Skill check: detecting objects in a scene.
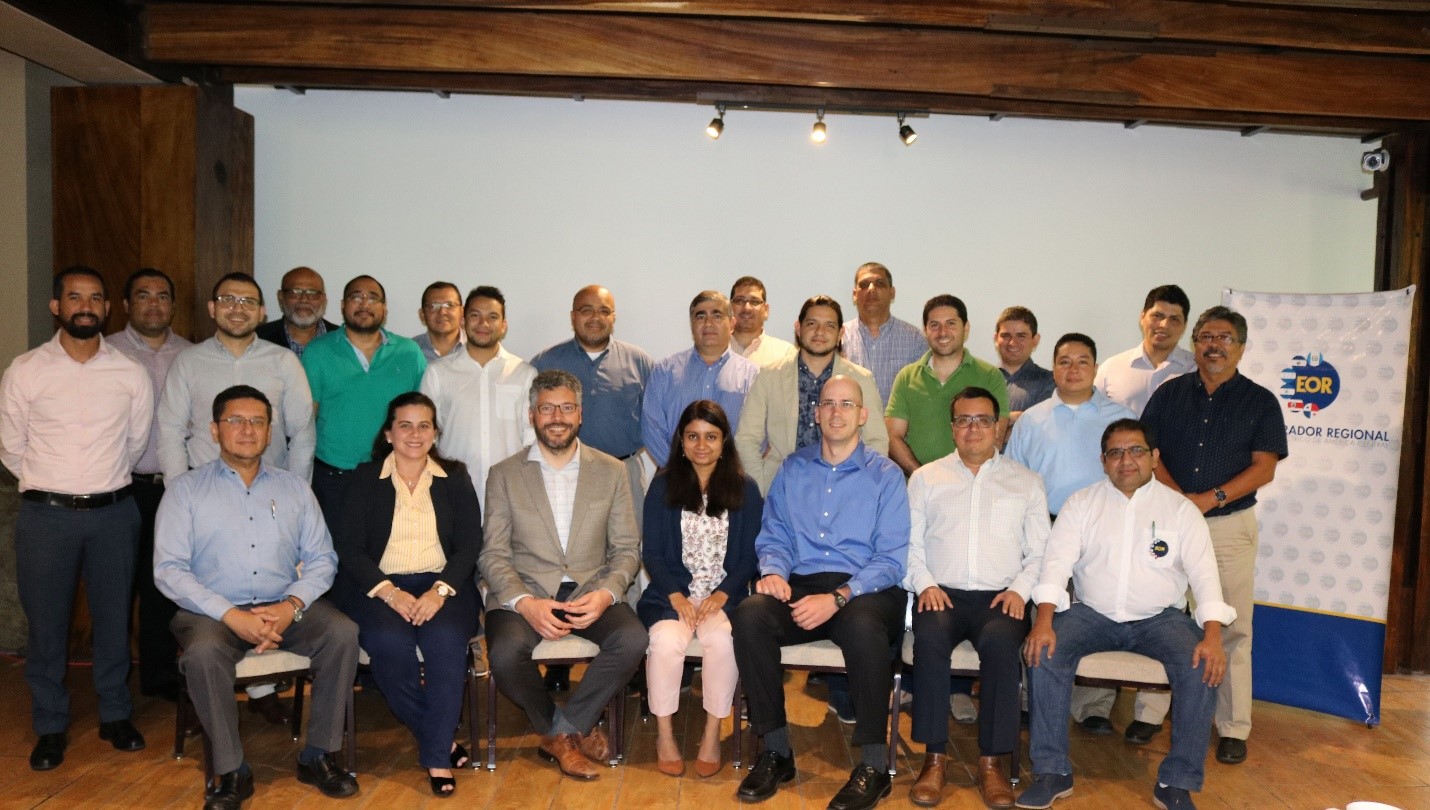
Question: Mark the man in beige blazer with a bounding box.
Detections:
[735,295,889,494]
[479,369,646,781]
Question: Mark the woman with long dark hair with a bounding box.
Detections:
[637,399,762,777]
[334,392,482,797]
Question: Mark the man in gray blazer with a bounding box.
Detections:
[478,369,647,781]
[735,295,888,495]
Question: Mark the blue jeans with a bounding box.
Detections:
[1027,605,1218,791]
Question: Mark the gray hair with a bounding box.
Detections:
[1192,305,1248,344]
[528,368,583,409]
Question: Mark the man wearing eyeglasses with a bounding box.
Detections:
[840,262,925,404]
[732,375,909,810]
[303,275,426,530]
[1017,419,1233,810]
[729,276,794,368]
[156,385,360,808]
[256,266,337,358]
[479,370,646,781]
[1138,305,1286,768]
[905,388,1049,809]
[411,281,466,362]
[420,285,535,509]
[642,290,759,467]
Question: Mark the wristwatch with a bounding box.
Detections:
[433,582,456,599]
[832,591,848,610]
[1213,488,1227,505]
[285,595,305,623]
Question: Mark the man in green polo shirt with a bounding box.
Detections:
[886,294,1010,475]
[301,274,426,528]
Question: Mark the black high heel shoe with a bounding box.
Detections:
[449,743,471,769]
[429,773,457,798]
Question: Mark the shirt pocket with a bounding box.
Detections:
[495,384,524,422]
[991,496,1026,540]
[1148,531,1178,569]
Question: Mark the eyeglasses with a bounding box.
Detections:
[423,301,459,313]
[218,415,269,428]
[731,296,765,307]
[214,295,261,310]
[344,292,384,304]
[535,403,580,415]
[818,399,860,411]
[575,305,614,318]
[281,287,324,299]
[1103,446,1151,460]
[952,415,996,429]
[1194,332,1240,346]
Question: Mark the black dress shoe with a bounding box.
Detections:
[204,767,255,810]
[1079,716,1114,735]
[29,733,66,771]
[828,763,893,810]
[297,752,359,798]
[98,719,146,751]
[736,749,796,803]
[141,683,182,702]
[1216,737,1248,765]
[1124,720,1163,745]
[544,665,571,692]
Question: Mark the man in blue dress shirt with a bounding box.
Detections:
[155,385,360,810]
[732,375,909,810]
[641,290,759,466]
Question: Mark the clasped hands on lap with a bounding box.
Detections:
[755,574,841,630]
[222,603,297,653]
[517,589,615,638]
[374,583,447,626]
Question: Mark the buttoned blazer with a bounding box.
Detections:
[478,442,641,609]
[333,457,483,607]
[733,353,888,494]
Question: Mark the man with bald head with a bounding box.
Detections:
[532,285,653,521]
[732,375,909,809]
[257,266,338,358]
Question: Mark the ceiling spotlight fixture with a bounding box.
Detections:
[898,113,917,146]
[811,108,827,143]
[706,105,725,140]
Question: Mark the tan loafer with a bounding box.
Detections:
[538,733,600,780]
[909,752,947,807]
[978,755,1015,809]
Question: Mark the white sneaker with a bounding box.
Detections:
[951,693,978,724]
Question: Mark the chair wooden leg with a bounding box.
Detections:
[289,674,306,742]
[485,674,499,771]
[886,671,902,776]
[465,651,480,768]
[173,675,189,759]
[732,679,744,770]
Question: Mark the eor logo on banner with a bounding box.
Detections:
[1279,353,1340,419]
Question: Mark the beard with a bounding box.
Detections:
[796,337,837,358]
[61,313,104,340]
[345,317,383,335]
[282,301,327,328]
[537,421,578,452]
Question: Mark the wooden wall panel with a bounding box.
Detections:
[139,88,198,340]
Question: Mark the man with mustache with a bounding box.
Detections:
[1139,305,1286,767]
[256,266,338,358]
[302,275,426,529]
[411,281,466,362]
[157,272,318,724]
[2,266,154,770]
[478,370,646,781]
[729,276,794,368]
[421,285,535,508]
[110,268,192,703]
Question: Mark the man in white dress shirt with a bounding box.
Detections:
[729,276,794,367]
[904,387,1049,809]
[421,285,536,506]
[1015,418,1233,810]
[1091,285,1194,416]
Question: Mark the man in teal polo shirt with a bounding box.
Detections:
[302,275,426,528]
[886,294,1009,476]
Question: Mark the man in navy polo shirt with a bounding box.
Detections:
[1140,305,1286,766]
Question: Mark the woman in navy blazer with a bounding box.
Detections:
[335,392,482,798]
[637,399,762,778]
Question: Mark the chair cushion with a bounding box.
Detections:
[234,649,311,679]
[900,635,981,670]
[1075,651,1169,686]
[779,639,845,667]
[684,637,704,658]
[533,636,603,661]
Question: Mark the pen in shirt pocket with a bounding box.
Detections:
[270,499,277,519]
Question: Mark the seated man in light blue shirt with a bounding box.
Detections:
[155,385,360,810]
[731,375,909,810]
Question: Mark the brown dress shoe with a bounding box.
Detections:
[246,693,289,726]
[538,734,600,780]
[578,726,610,764]
[909,752,947,807]
[977,756,1015,809]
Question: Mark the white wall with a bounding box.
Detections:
[236,88,1376,364]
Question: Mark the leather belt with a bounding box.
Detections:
[22,486,134,510]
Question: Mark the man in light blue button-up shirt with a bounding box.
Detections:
[154,385,359,805]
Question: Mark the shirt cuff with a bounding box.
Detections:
[506,593,532,611]
[601,588,622,605]
[907,572,937,597]
[366,579,394,599]
[1193,601,1237,629]
[1030,583,1071,612]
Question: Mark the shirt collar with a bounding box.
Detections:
[689,346,733,368]
[378,452,448,480]
[122,322,175,352]
[528,440,583,471]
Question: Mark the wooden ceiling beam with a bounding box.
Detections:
[214,66,1427,137]
[144,4,1430,122]
[218,0,1430,56]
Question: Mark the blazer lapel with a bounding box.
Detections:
[566,444,596,549]
[519,458,563,557]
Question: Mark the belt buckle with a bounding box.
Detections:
[71,493,95,509]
